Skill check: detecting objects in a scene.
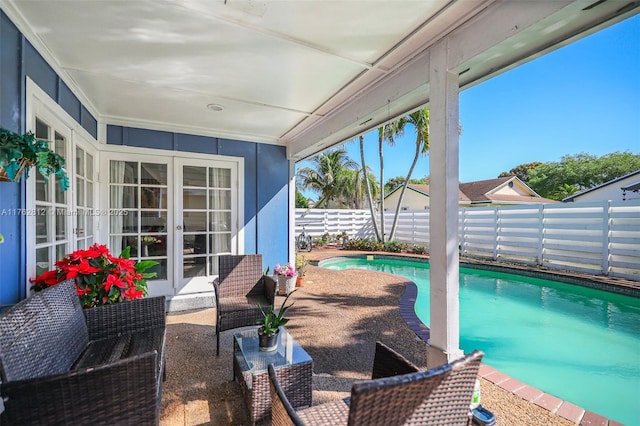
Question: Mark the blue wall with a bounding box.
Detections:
[0,11,290,305]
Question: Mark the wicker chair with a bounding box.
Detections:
[269,342,484,426]
[214,254,276,355]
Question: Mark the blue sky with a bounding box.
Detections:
[297,14,639,196]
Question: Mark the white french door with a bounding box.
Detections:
[102,155,173,297]
[174,157,240,295]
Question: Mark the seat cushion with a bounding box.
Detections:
[218,296,269,313]
[73,326,165,375]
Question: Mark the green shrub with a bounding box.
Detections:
[410,244,427,254]
[384,240,408,253]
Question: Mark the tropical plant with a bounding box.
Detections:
[297,148,358,208]
[295,187,310,208]
[0,127,70,190]
[30,243,158,308]
[296,253,309,277]
[384,240,408,253]
[388,108,430,241]
[257,291,295,336]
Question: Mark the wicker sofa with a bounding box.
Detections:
[0,280,166,425]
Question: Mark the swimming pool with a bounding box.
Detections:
[321,256,640,426]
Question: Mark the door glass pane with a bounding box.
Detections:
[54,133,66,204]
[110,160,138,184]
[36,208,49,244]
[87,153,94,177]
[141,163,167,185]
[209,190,231,209]
[183,166,206,187]
[184,212,207,232]
[149,260,167,280]
[110,210,138,233]
[210,234,231,254]
[76,147,84,176]
[210,212,231,232]
[55,208,66,241]
[183,257,206,278]
[142,187,167,209]
[210,168,231,188]
[141,211,166,233]
[76,178,85,206]
[110,186,137,208]
[87,182,94,208]
[183,189,206,209]
[36,247,49,275]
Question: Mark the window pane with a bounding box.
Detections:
[76,147,84,176]
[55,243,67,261]
[148,259,167,280]
[141,163,167,185]
[35,174,48,202]
[141,187,167,209]
[36,208,49,244]
[87,153,94,178]
[210,168,231,188]
[210,234,231,254]
[209,190,231,210]
[36,247,50,275]
[141,211,166,232]
[183,166,206,187]
[210,212,231,232]
[76,213,86,237]
[209,256,219,276]
[183,189,206,209]
[110,160,137,184]
[55,178,66,204]
[110,186,137,208]
[110,235,138,257]
[142,235,166,257]
[110,210,138,233]
[55,208,67,241]
[35,118,49,140]
[76,178,85,206]
[183,257,206,278]
[183,212,207,232]
[86,182,94,208]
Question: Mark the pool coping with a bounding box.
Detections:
[318,252,629,426]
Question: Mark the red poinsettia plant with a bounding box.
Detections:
[30,243,157,308]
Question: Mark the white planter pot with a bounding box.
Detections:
[277,276,297,295]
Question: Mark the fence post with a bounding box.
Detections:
[493,207,498,260]
[537,204,544,266]
[459,208,465,256]
[602,200,611,275]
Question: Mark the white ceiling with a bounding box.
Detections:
[3,0,638,159]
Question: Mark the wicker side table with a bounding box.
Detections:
[233,327,312,425]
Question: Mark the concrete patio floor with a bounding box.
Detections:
[160,248,619,425]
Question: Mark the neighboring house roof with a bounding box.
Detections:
[385,176,557,205]
[562,170,640,202]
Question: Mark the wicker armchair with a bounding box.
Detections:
[214,254,276,355]
[269,342,484,426]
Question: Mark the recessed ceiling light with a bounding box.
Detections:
[207,104,224,112]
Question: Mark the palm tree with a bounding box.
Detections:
[359,135,381,240]
[388,107,430,241]
[378,119,406,242]
[297,148,358,208]
[339,166,379,209]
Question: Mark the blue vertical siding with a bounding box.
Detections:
[0,11,26,305]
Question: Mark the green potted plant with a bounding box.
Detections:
[0,127,70,191]
[256,291,295,351]
[295,253,309,287]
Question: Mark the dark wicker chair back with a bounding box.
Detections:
[0,280,88,382]
[269,341,484,426]
[218,254,266,299]
[214,254,276,355]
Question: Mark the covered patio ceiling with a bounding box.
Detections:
[3,0,638,159]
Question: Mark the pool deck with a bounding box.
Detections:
[311,247,633,426]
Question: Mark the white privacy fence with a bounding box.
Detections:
[295,200,640,280]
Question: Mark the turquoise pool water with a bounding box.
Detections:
[321,257,640,426]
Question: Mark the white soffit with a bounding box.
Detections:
[3,0,638,151]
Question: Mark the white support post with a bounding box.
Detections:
[288,160,296,266]
[427,38,464,367]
